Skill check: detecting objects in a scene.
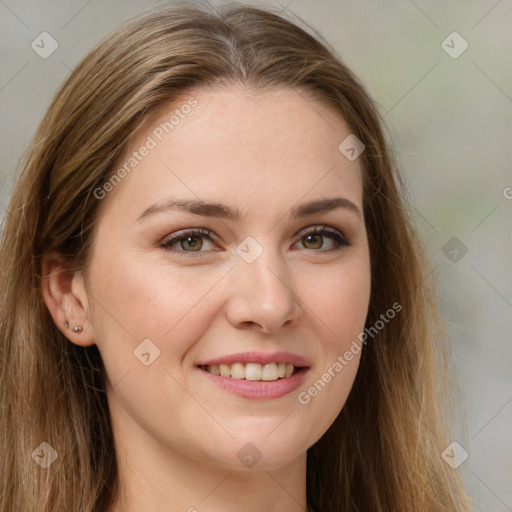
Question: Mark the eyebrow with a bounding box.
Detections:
[136,196,361,223]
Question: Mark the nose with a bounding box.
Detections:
[225,245,302,333]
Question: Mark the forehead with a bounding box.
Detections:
[98,85,364,221]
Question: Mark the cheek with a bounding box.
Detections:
[293,259,370,431]
[298,259,371,349]
[87,254,225,433]
[89,250,225,363]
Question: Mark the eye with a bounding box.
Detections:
[160,225,350,257]
[160,228,217,255]
[294,225,350,252]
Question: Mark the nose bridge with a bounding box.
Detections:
[227,235,301,331]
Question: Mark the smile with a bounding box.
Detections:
[199,362,298,381]
[195,352,310,400]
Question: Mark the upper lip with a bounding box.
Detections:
[196,351,310,368]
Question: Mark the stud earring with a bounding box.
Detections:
[72,325,83,333]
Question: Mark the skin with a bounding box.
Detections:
[42,85,371,512]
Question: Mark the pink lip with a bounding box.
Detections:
[198,366,309,400]
[196,351,310,367]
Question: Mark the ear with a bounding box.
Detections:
[40,251,96,347]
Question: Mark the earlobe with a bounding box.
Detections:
[40,252,95,347]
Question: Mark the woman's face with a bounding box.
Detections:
[82,85,371,471]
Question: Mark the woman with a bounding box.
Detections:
[0,2,472,511]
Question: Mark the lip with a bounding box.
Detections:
[196,351,310,368]
[198,366,309,400]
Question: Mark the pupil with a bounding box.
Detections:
[182,236,202,251]
[305,234,322,249]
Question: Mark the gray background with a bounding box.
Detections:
[1,1,510,510]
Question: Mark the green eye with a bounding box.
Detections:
[160,225,350,257]
[297,227,350,251]
[161,228,215,254]
[302,234,323,250]
[175,235,204,251]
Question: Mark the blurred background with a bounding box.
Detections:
[0,0,510,510]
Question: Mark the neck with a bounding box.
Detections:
[108,420,308,512]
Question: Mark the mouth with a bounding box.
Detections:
[197,362,302,381]
[195,351,310,400]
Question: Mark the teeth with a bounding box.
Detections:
[230,363,245,379]
[245,363,262,381]
[205,362,296,381]
[261,363,277,381]
[209,364,221,376]
[219,364,230,377]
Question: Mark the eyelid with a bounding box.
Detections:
[160,227,218,254]
[159,224,350,256]
[296,224,345,240]
[295,225,350,250]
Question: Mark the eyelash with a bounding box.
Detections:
[159,225,350,257]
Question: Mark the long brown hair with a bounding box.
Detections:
[0,2,472,510]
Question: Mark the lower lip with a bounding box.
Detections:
[198,367,309,400]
